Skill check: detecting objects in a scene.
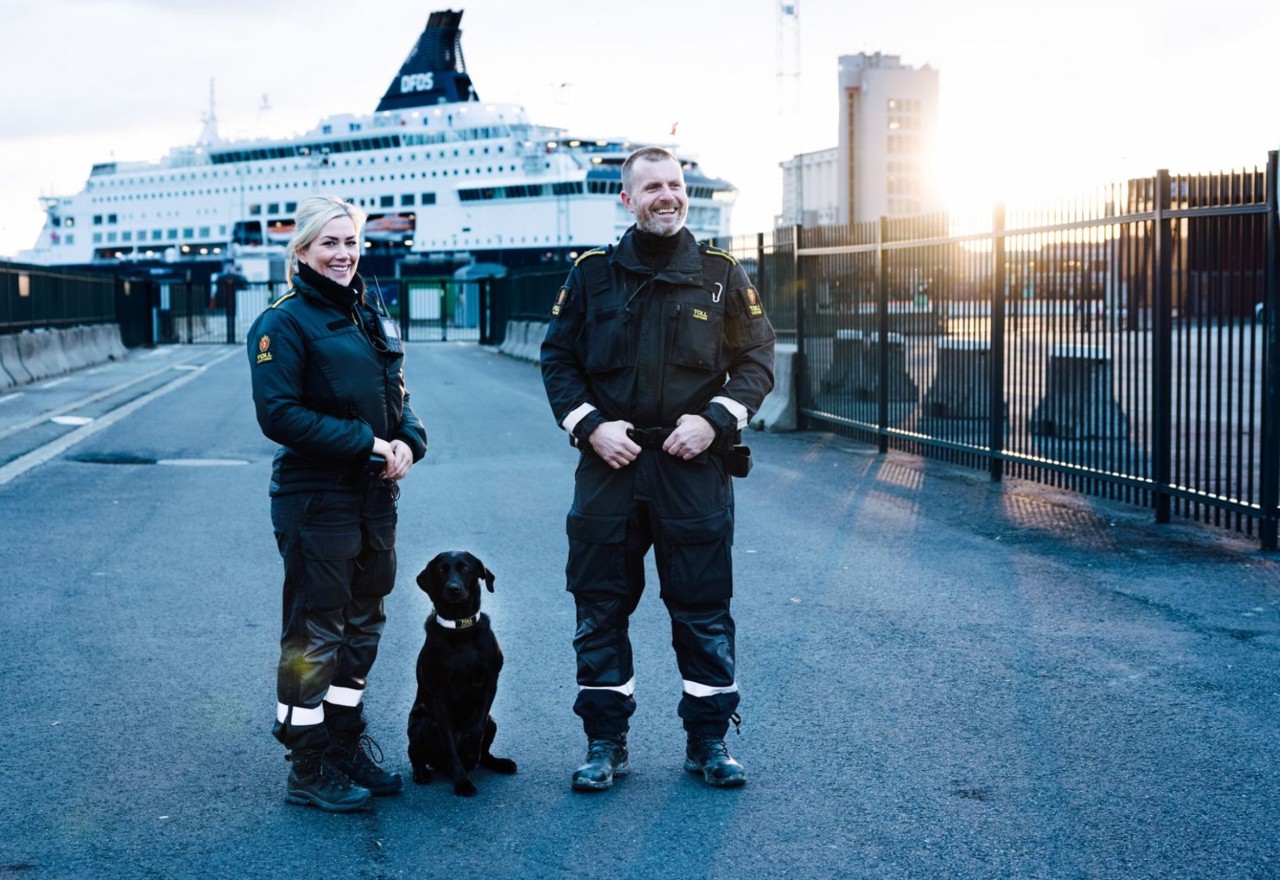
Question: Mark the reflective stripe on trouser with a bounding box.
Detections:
[667,596,739,738]
[270,484,397,751]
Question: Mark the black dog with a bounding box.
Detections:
[407,551,517,796]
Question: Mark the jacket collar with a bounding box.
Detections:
[294,262,366,312]
[611,226,703,285]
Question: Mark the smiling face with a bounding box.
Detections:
[298,215,360,285]
[620,156,689,237]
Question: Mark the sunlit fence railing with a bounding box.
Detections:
[718,154,1279,550]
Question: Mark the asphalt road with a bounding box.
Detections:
[0,343,1276,880]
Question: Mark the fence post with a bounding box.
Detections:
[876,217,890,454]
[1152,169,1173,524]
[990,202,1007,482]
[792,224,807,430]
[1261,150,1279,551]
[400,278,412,344]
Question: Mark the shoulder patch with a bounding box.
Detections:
[551,287,568,317]
[573,247,608,267]
[700,243,738,265]
[255,333,274,364]
[268,290,298,309]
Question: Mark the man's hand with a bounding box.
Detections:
[588,420,641,469]
[662,414,716,460]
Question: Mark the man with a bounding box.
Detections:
[541,146,776,791]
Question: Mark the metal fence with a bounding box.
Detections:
[0,262,117,333]
[717,155,1279,549]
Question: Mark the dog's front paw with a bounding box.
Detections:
[453,778,477,797]
[412,766,433,785]
[483,755,518,775]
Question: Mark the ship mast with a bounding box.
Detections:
[197,78,220,148]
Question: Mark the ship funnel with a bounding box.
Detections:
[376,9,479,112]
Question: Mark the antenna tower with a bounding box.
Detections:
[776,0,801,160]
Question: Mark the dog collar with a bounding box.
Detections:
[433,612,482,630]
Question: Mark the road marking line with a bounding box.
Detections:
[0,393,24,405]
[0,348,239,486]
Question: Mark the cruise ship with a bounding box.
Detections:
[22,9,737,271]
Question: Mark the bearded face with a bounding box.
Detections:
[621,157,689,237]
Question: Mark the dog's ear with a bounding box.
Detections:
[483,565,496,593]
[416,559,437,594]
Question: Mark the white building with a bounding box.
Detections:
[780,52,940,227]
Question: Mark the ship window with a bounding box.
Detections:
[64,234,74,245]
[401,194,415,206]
[285,202,296,213]
[421,193,436,205]
[249,204,262,216]
[183,228,194,239]
[380,195,394,208]
[199,227,210,237]
[64,217,74,228]
[93,215,103,225]
[93,232,102,243]
[122,232,132,242]
[168,230,179,240]
[152,230,163,241]
[267,203,279,214]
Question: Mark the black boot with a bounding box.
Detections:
[285,749,372,812]
[327,732,403,796]
[571,736,630,791]
[684,736,747,787]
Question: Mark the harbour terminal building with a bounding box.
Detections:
[780,52,940,227]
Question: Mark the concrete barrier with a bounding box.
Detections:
[750,343,797,433]
[99,324,129,360]
[18,329,71,381]
[0,333,29,386]
[921,337,1002,419]
[522,321,548,363]
[822,330,918,402]
[499,321,527,358]
[59,327,94,372]
[1030,344,1131,439]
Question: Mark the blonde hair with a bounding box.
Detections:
[286,196,368,285]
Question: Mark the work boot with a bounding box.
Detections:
[571,736,630,791]
[285,749,372,812]
[327,732,403,796]
[684,736,747,787]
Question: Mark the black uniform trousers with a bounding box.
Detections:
[567,447,739,739]
[270,480,398,751]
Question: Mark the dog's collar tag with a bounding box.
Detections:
[434,612,481,629]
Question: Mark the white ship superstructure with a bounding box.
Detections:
[23,9,736,269]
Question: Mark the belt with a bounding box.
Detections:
[626,427,674,449]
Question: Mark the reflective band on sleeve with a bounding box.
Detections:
[324,685,364,708]
[562,402,597,434]
[578,676,636,696]
[683,680,739,698]
[711,396,749,429]
[276,702,324,726]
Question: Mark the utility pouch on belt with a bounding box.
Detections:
[726,445,753,478]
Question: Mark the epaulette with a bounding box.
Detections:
[700,242,738,265]
[268,290,298,309]
[573,246,610,267]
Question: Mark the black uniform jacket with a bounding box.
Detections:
[248,266,428,495]
[540,227,776,447]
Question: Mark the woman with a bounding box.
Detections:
[247,195,428,812]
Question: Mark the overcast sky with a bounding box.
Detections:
[2,0,1277,258]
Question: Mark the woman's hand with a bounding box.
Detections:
[384,439,414,480]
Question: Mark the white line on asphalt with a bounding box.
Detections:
[0,348,240,486]
[0,393,24,405]
[50,416,94,426]
[40,378,71,389]
[0,355,221,442]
